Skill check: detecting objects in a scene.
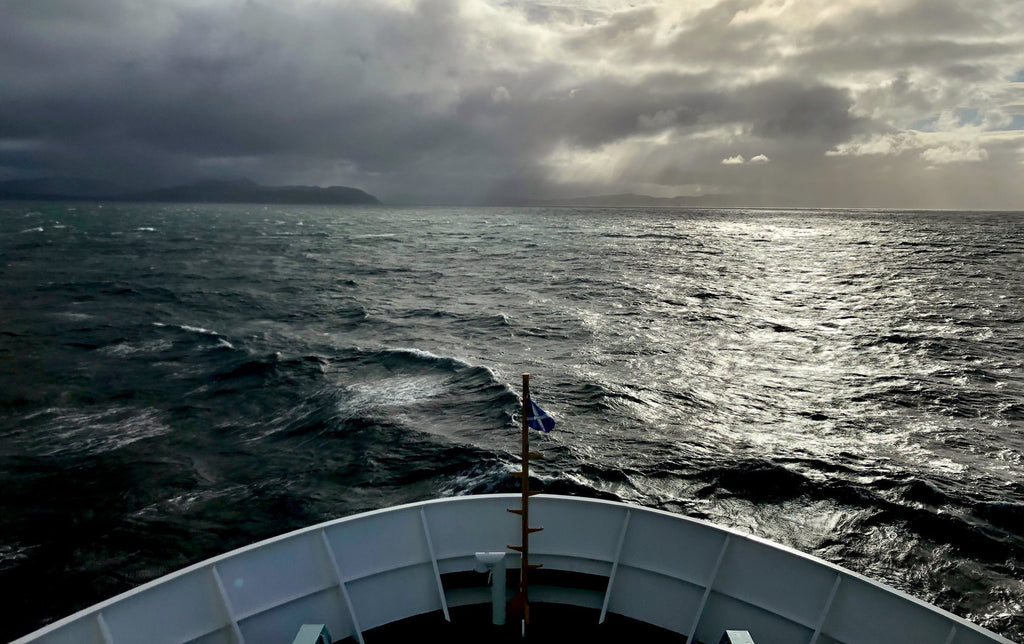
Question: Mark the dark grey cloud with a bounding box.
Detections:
[1,0,1022,206]
[1,1,493,191]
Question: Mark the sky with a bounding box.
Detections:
[2,0,1024,208]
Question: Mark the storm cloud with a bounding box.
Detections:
[2,0,1023,207]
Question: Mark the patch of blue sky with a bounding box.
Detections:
[911,109,1015,132]
[990,114,1024,131]
[910,115,939,132]
[954,108,981,126]
[1012,68,1024,82]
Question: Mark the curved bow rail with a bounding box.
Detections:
[14,494,1014,644]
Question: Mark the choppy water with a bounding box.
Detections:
[1,203,1022,641]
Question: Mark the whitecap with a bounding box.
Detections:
[131,484,251,519]
[179,324,221,336]
[437,462,511,497]
[0,543,35,567]
[152,322,222,337]
[53,311,93,321]
[392,346,444,361]
[100,339,174,356]
[343,375,448,412]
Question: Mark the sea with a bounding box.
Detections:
[1,202,1022,641]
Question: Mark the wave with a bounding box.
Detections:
[15,406,171,457]
[394,308,512,331]
[4,204,1023,642]
[437,459,516,496]
[232,346,519,445]
[542,451,1020,564]
[648,457,1024,564]
[849,378,1015,419]
[436,458,625,502]
[100,339,176,356]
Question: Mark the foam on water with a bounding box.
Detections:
[342,376,449,411]
[0,203,1022,640]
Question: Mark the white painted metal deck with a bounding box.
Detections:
[13,494,1016,644]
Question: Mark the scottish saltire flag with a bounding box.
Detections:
[527,399,555,433]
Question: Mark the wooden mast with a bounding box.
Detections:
[508,373,543,633]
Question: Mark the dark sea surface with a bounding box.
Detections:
[1,203,1022,641]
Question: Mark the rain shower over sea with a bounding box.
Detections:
[1,203,1022,641]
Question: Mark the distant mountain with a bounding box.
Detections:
[0,177,381,205]
[527,193,739,208]
[124,179,381,205]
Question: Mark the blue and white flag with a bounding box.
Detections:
[527,399,555,433]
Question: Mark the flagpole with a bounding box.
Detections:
[508,373,543,636]
[521,373,531,630]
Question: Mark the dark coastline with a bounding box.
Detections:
[0,177,381,206]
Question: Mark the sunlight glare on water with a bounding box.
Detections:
[1,204,1022,639]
